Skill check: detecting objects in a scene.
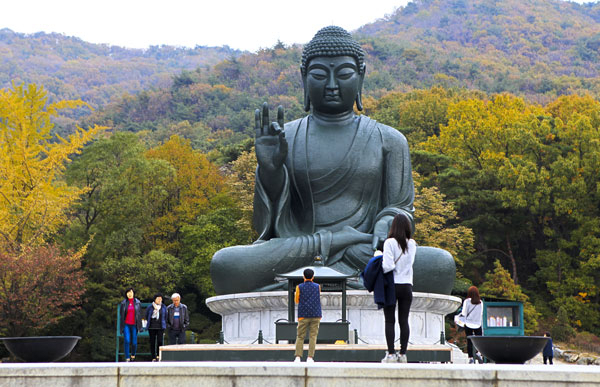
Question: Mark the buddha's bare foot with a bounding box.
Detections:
[330,226,372,253]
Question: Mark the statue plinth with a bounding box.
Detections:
[206,290,461,345]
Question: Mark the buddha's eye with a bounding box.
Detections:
[337,69,356,80]
[309,69,327,81]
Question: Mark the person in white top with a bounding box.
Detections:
[458,286,484,364]
[380,213,416,363]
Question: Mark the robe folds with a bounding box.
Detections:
[210,115,415,295]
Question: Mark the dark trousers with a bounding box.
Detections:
[465,326,483,358]
[168,329,186,345]
[383,284,413,355]
[543,356,553,364]
[148,329,164,359]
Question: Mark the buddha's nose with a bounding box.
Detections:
[326,73,338,91]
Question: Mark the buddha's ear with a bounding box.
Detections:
[300,67,310,112]
[355,64,366,111]
[301,68,310,112]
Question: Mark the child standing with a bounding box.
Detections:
[543,332,554,364]
[294,268,322,363]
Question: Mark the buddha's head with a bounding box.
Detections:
[301,26,366,114]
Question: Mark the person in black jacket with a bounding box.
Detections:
[119,287,142,361]
[145,293,167,361]
[166,293,190,344]
[543,332,554,364]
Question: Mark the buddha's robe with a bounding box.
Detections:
[210,115,414,295]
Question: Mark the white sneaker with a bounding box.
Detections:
[306,357,314,363]
[398,354,407,363]
[381,353,398,363]
[294,357,301,362]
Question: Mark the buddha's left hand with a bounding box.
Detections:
[371,216,393,251]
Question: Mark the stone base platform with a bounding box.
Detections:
[2,362,600,386]
[206,290,461,345]
[159,343,452,363]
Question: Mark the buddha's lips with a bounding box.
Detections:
[325,93,340,100]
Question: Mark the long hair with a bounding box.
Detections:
[387,213,412,254]
[467,286,481,305]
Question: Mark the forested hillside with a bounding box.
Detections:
[87,0,600,146]
[358,0,600,100]
[0,28,241,108]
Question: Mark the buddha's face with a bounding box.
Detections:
[305,56,362,115]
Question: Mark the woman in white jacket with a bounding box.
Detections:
[380,213,416,363]
[459,286,483,364]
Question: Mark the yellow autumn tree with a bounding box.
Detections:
[413,171,474,268]
[0,83,104,251]
[145,135,229,254]
[227,149,258,238]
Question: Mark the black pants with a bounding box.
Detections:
[383,284,413,355]
[465,326,483,358]
[148,329,164,359]
[168,329,186,345]
[543,356,553,364]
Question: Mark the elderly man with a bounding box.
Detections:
[166,293,190,345]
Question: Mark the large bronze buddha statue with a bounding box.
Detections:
[210,26,454,295]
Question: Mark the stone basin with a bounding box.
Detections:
[1,336,81,362]
[469,335,549,364]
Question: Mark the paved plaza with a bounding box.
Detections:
[1,361,599,386]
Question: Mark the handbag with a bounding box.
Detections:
[454,302,475,332]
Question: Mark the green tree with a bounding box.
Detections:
[100,250,183,300]
[550,306,576,342]
[63,132,173,360]
[64,131,174,264]
[181,207,252,297]
[480,260,540,335]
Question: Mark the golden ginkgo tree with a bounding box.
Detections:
[0,83,105,336]
[0,83,104,251]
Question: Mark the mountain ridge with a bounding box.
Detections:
[356,0,600,100]
[0,28,243,108]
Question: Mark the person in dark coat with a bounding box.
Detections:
[145,293,167,361]
[543,332,554,364]
[166,293,190,344]
[119,287,142,361]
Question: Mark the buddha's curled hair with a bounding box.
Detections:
[301,26,365,76]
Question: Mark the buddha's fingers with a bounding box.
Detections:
[372,235,380,252]
[255,109,261,137]
[278,131,287,151]
[261,102,270,132]
[269,122,281,136]
[277,105,284,129]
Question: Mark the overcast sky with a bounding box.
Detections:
[1,0,596,52]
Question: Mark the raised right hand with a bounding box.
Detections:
[255,102,288,173]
